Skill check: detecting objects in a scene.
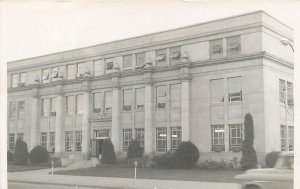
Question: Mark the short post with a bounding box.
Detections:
[51,160,54,175]
[134,160,138,179]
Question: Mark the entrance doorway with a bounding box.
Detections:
[91,139,104,158]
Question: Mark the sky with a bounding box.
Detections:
[1,0,299,62]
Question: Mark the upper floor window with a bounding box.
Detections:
[42,69,50,83]
[20,73,26,84]
[104,91,112,112]
[155,49,167,67]
[50,97,56,116]
[227,36,241,56]
[77,63,85,77]
[136,53,145,67]
[170,84,181,108]
[66,95,75,115]
[9,102,17,118]
[93,60,104,76]
[93,92,103,113]
[105,58,114,74]
[18,101,25,118]
[123,55,132,69]
[11,73,26,88]
[41,98,50,116]
[279,79,286,104]
[11,74,18,88]
[211,79,224,104]
[170,46,181,65]
[67,64,76,80]
[156,85,167,108]
[210,39,223,59]
[123,89,132,111]
[228,77,242,102]
[76,94,83,114]
[51,67,60,81]
[135,88,145,110]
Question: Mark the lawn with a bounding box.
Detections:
[7,162,51,172]
[54,166,243,183]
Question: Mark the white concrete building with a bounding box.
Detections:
[7,11,294,164]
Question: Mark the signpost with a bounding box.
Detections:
[51,160,54,175]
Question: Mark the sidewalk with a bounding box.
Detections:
[8,168,240,189]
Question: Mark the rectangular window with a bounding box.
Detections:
[41,99,50,116]
[135,88,145,110]
[41,132,47,149]
[20,73,26,84]
[123,55,132,69]
[65,131,73,152]
[18,101,25,118]
[156,127,167,152]
[136,53,145,67]
[66,96,75,115]
[227,36,241,56]
[50,132,55,149]
[156,86,167,108]
[228,77,242,102]
[211,125,225,152]
[76,131,82,152]
[279,79,286,104]
[94,129,110,138]
[77,63,85,77]
[287,82,293,106]
[9,134,15,151]
[76,94,83,114]
[211,79,225,104]
[135,128,144,149]
[67,64,76,80]
[51,67,60,81]
[170,84,181,108]
[156,49,167,67]
[93,60,104,76]
[123,89,132,111]
[123,129,132,152]
[171,127,181,150]
[50,97,56,116]
[210,39,223,59]
[104,91,112,112]
[281,125,287,151]
[17,133,24,141]
[229,124,243,151]
[105,59,114,73]
[93,92,103,113]
[288,126,294,151]
[9,102,17,119]
[42,69,50,83]
[11,74,18,88]
[170,46,181,65]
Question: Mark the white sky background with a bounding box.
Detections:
[1,0,300,189]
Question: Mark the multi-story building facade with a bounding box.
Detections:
[7,11,294,164]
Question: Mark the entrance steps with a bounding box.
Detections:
[64,157,100,169]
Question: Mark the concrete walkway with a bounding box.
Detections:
[8,168,240,189]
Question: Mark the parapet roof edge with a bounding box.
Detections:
[8,10,292,64]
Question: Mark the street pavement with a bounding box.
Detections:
[8,167,241,189]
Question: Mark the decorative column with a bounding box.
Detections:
[144,67,154,154]
[82,80,91,159]
[30,86,40,151]
[111,73,121,152]
[55,84,64,156]
[180,62,191,141]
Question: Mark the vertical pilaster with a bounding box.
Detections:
[82,80,91,159]
[144,67,154,154]
[55,84,64,156]
[111,74,121,152]
[224,78,229,152]
[30,87,40,151]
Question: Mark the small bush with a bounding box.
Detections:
[198,158,240,170]
[152,151,177,169]
[13,138,29,165]
[127,139,144,161]
[49,157,62,167]
[101,139,116,164]
[30,145,50,164]
[175,141,200,169]
[7,151,14,162]
[265,151,280,168]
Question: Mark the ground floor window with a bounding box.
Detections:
[211,125,225,152]
[229,124,243,152]
[123,129,132,152]
[281,125,294,151]
[281,125,287,151]
[65,131,73,152]
[156,127,167,152]
[288,126,294,151]
[76,131,82,151]
[41,132,47,149]
[50,132,55,152]
[135,128,144,149]
[171,127,181,150]
[9,134,15,151]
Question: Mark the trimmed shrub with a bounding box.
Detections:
[175,141,200,169]
[265,151,280,168]
[126,139,144,161]
[152,151,177,169]
[241,113,258,170]
[101,139,116,164]
[30,145,50,164]
[13,138,29,165]
[7,151,14,162]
